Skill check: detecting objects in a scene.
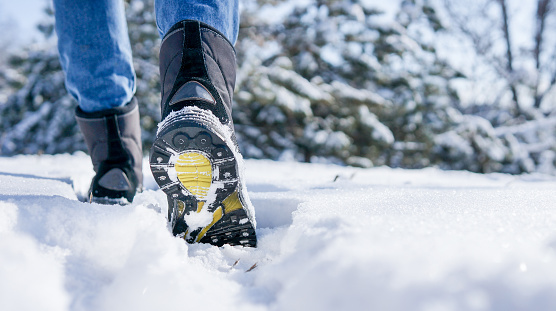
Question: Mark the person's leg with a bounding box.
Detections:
[154,0,239,44]
[54,0,142,203]
[53,0,135,112]
[150,2,256,247]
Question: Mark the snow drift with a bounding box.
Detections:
[1,153,556,311]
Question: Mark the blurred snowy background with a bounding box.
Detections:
[1,0,556,175]
[0,1,44,48]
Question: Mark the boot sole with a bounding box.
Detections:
[149,108,257,247]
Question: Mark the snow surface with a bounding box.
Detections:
[1,153,556,311]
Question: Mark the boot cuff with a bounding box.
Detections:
[75,97,138,119]
[162,20,235,53]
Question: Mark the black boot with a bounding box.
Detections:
[150,20,256,247]
[76,98,143,204]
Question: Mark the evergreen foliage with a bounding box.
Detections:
[234,0,460,167]
[0,45,77,155]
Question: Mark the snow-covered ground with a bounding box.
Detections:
[1,153,556,311]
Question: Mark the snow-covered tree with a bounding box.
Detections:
[433,0,556,173]
[442,0,556,113]
[234,0,460,167]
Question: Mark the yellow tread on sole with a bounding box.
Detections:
[173,151,245,243]
[194,191,243,242]
[222,191,242,214]
[196,206,223,242]
[175,152,212,199]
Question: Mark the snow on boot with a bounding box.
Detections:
[150,20,257,247]
[76,98,143,204]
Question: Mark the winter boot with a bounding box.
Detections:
[149,20,257,247]
[76,98,143,204]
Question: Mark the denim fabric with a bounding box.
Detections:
[54,0,238,113]
[54,0,135,112]
[155,0,239,44]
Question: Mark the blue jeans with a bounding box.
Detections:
[54,0,239,113]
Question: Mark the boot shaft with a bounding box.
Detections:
[152,21,257,246]
[76,99,143,201]
[159,20,237,124]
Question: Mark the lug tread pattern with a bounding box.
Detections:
[150,110,256,247]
